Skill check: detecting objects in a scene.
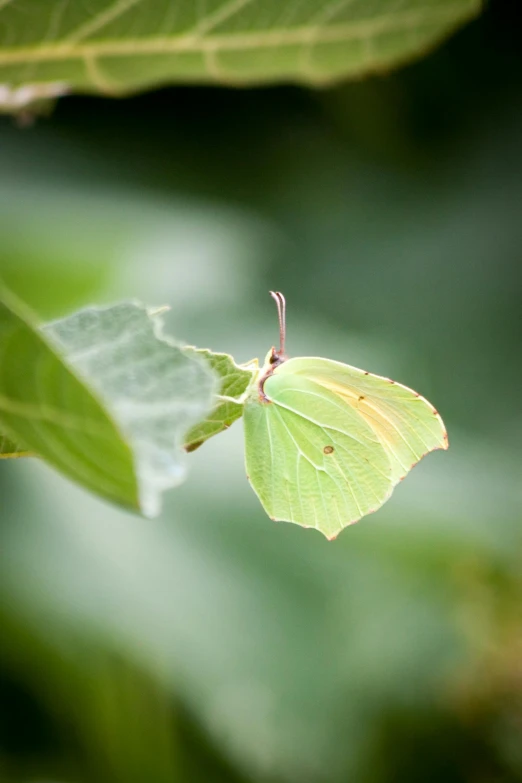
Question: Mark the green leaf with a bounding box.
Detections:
[0,432,30,458]
[0,0,481,110]
[183,348,256,452]
[0,289,216,514]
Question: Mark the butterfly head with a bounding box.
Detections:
[258,292,288,401]
[268,345,286,367]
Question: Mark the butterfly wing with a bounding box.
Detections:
[243,372,393,539]
[277,357,448,483]
[243,357,447,539]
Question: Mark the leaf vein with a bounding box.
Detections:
[0,5,478,65]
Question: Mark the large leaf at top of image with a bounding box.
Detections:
[0,0,481,108]
[0,289,216,514]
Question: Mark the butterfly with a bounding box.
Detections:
[243,292,448,540]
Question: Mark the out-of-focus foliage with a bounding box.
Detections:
[1,3,522,783]
[0,0,481,111]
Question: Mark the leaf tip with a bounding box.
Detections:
[185,440,204,453]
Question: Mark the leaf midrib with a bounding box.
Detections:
[0,3,477,65]
[0,392,118,436]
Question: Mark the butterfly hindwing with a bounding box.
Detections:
[244,372,393,539]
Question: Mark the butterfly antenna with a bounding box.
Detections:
[269,291,286,357]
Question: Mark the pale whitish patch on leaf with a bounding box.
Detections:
[42,303,217,515]
[0,82,68,113]
[183,348,257,452]
[0,0,481,107]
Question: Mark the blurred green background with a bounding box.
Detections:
[2,2,522,781]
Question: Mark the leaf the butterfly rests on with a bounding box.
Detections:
[183,348,257,452]
[0,289,216,515]
[243,292,448,540]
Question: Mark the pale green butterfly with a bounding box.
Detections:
[244,292,448,540]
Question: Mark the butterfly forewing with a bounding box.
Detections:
[276,357,448,483]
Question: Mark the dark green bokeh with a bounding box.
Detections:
[1,4,522,782]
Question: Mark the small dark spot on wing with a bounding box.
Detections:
[358,395,365,401]
[323,445,334,454]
